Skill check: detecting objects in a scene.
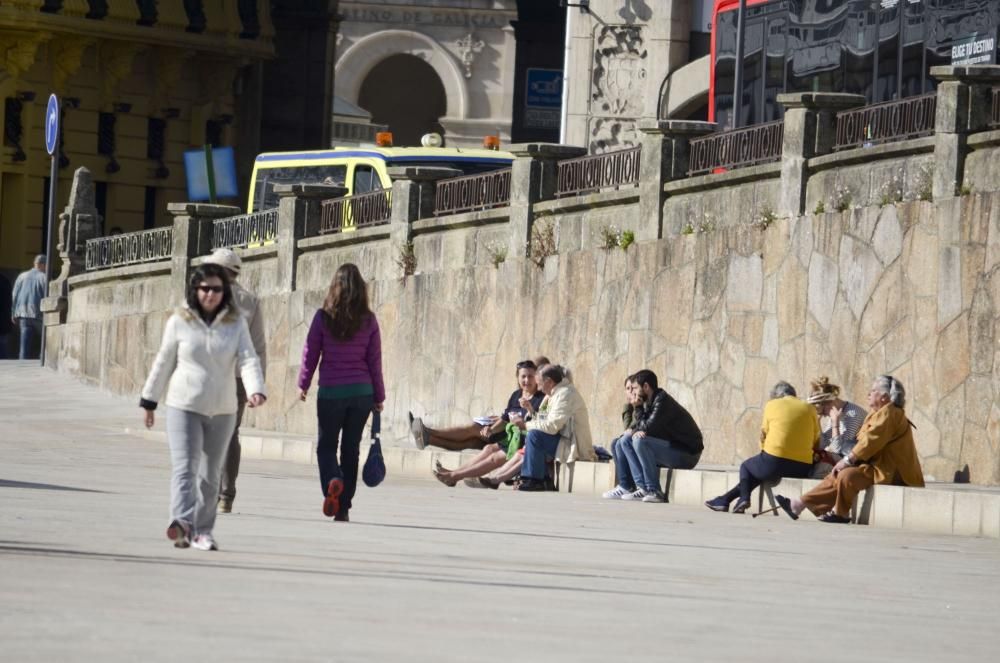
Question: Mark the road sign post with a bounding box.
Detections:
[41,94,60,366]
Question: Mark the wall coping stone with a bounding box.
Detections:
[507,142,587,159]
[166,203,241,217]
[807,136,934,171]
[411,207,510,235]
[967,129,1000,150]
[663,161,781,195]
[67,260,172,287]
[387,166,462,181]
[273,183,347,199]
[777,92,866,110]
[637,119,715,135]
[534,187,640,216]
[298,224,392,251]
[930,64,1000,82]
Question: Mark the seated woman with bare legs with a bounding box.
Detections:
[410,358,548,452]
[430,360,546,486]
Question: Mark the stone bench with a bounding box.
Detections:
[231,430,1000,539]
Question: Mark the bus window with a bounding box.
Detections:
[352,165,378,194]
[901,0,926,97]
[764,13,787,121]
[252,164,347,212]
[714,8,737,128]
[844,0,876,101]
[875,1,901,101]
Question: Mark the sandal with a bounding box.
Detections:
[433,469,456,487]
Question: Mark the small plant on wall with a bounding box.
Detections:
[813,200,826,214]
[395,240,417,280]
[832,185,853,212]
[485,240,507,268]
[599,224,620,250]
[878,168,904,207]
[619,230,635,251]
[529,221,556,269]
[750,205,777,230]
[916,163,933,202]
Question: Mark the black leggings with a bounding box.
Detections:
[316,395,374,513]
[722,451,813,504]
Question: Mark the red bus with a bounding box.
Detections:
[709,0,999,128]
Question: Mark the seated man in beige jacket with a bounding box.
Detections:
[514,364,596,492]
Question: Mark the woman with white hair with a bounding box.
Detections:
[776,375,924,524]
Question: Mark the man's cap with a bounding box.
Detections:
[204,248,241,274]
[34,254,46,264]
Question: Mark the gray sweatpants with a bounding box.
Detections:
[166,407,236,535]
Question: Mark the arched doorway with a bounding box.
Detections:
[358,54,446,147]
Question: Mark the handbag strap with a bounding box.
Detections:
[370,411,381,440]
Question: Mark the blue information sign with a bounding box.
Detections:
[45,94,59,156]
[525,68,563,109]
[184,146,239,202]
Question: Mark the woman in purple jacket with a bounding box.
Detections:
[298,264,385,522]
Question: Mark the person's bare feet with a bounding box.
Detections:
[433,468,456,487]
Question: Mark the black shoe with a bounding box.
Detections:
[732,499,750,514]
[704,496,729,512]
[515,478,547,492]
[775,494,799,521]
[817,511,851,524]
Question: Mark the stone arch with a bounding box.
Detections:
[336,29,468,120]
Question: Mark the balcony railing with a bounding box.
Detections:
[687,121,784,176]
[212,208,278,249]
[556,146,641,197]
[434,168,511,216]
[834,93,937,150]
[84,227,173,272]
[320,188,392,234]
[991,88,1000,128]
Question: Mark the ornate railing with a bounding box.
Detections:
[212,208,278,249]
[85,227,173,271]
[687,121,784,176]
[320,188,392,234]
[556,146,641,197]
[834,93,937,150]
[434,168,511,216]
[991,88,1000,128]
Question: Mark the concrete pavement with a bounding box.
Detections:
[2,363,1000,662]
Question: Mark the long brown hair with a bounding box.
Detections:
[321,263,371,339]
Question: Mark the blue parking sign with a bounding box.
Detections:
[526,69,563,109]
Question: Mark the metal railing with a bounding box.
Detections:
[320,188,392,234]
[85,227,173,271]
[434,168,511,216]
[834,93,937,150]
[556,146,641,197]
[687,121,784,176]
[212,208,278,249]
[991,87,1000,128]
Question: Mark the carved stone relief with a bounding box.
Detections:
[589,25,647,153]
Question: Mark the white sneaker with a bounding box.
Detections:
[191,533,218,551]
[621,488,647,501]
[642,490,666,503]
[602,485,634,499]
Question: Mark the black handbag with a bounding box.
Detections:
[362,411,386,487]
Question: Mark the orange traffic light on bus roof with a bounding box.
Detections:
[483,135,500,150]
[375,132,393,147]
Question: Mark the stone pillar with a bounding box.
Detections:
[167,203,239,304]
[776,92,865,217]
[274,183,347,292]
[386,166,460,271]
[930,65,1000,200]
[506,143,586,258]
[637,120,714,239]
[41,167,104,326]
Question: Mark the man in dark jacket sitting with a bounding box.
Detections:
[612,369,703,503]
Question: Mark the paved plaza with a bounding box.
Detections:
[1,364,999,662]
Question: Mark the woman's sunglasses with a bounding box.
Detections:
[197,285,224,294]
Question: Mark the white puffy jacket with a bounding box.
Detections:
[141,306,266,417]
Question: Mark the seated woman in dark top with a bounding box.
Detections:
[409,357,548,452]
[430,360,546,487]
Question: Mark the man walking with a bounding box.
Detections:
[204,249,267,513]
[11,255,47,360]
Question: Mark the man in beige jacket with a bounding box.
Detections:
[514,364,596,491]
[204,249,267,513]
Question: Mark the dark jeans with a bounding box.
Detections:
[722,451,814,504]
[219,380,247,502]
[316,395,374,514]
[18,318,42,360]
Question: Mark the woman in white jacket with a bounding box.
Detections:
[141,263,266,551]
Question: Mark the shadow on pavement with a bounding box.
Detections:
[0,479,108,493]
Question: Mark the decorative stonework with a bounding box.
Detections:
[589,25,646,153]
[455,32,484,78]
